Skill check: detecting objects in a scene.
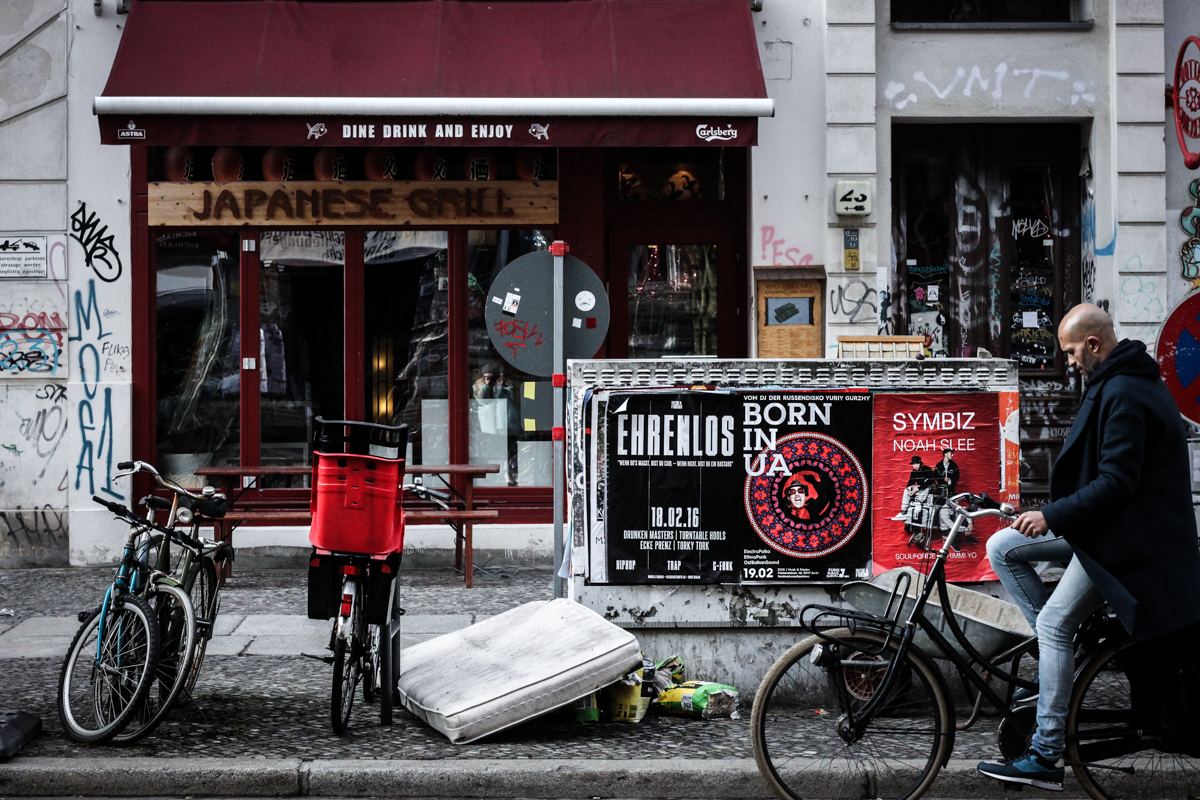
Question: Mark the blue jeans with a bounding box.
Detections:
[986,527,1105,760]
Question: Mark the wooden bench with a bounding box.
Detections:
[194,464,500,588]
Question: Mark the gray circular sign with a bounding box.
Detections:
[484,251,610,377]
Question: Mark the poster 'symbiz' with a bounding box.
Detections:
[871,393,1006,582]
[604,390,873,584]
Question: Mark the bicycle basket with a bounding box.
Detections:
[309,452,405,555]
[313,417,408,460]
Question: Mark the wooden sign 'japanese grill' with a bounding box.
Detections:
[148,181,558,226]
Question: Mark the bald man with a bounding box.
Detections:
[980,304,1200,790]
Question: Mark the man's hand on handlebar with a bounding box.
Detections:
[1013,510,1049,538]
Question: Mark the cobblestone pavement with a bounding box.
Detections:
[1,565,1003,762]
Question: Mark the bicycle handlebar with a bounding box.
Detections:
[92,495,130,517]
[114,460,223,504]
[947,492,1018,522]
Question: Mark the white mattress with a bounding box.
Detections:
[396,599,642,743]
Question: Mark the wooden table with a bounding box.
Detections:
[194,463,500,588]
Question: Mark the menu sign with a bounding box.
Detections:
[604,390,873,584]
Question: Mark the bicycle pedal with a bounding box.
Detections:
[301,652,335,665]
[196,618,214,639]
[1000,781,1025,792]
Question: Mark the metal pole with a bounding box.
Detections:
[551,241,566,599]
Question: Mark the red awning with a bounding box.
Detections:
[97,0,771,148]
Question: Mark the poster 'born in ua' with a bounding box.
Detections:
[604,390,873,585]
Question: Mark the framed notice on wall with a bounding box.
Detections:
[601,389,873,584]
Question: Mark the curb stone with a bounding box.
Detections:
[0,757,1090,798]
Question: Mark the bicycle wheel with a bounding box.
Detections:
[58,593,160,744]
[331,581,363,734]
[1067,640,1200,799]
[113,583,196,743]
[752,628,953,800]
[179,556,219,705]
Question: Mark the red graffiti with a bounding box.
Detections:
[760,225,814,267]
[0,312,67,332]
[492,318,543,358]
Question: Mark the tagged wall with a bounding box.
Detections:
[65,0,133,564]
[0,0,70,565]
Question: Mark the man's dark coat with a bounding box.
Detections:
[1042,339,1200,641]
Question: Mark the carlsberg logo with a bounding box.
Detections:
[696,124,738,142]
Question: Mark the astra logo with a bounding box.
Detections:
[696,124,737,142]
[118,120,145,140]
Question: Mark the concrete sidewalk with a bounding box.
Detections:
[0,613,477,659]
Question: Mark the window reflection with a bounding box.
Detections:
[628,244,718,358]
[155,231,241,487]
[364,230,449,466]
[258,231,345,466]
[467,229,553,486]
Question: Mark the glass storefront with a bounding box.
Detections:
[145,146,749,517]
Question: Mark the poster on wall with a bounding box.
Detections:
[871,392,1009,582]
[603,390,873,584]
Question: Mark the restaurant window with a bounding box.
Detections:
[466,229,553,486]
[627,244,719,358]
[156,231,241,487]
[363,230,449,467]
[891,0,1072,23]
[258,231,345,466]
[605,147,747,359]
[617,148,724,203]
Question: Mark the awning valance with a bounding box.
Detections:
[97,0,772,148]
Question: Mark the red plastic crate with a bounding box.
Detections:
[308,452,405,555]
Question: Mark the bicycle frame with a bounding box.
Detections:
[94,521,156,667]
[804,497,1036,740]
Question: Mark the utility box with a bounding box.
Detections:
[566,358,1019,692]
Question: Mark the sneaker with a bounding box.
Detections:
[1013,678,1039,706]
[977,748,1064,791]
[890,514,906,521]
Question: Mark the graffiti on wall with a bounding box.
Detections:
[69,279,124,501]
[0,504,68,566]
[69,202,123,283]
[829,278,877,324]
[1180,179,1200,288]
[759,226,814,267]
[884,62,1095,110]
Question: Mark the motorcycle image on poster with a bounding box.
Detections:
[603,390,873,584]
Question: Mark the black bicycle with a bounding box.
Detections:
[751,492,1200,800]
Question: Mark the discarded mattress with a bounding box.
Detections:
[396,598,642,743]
